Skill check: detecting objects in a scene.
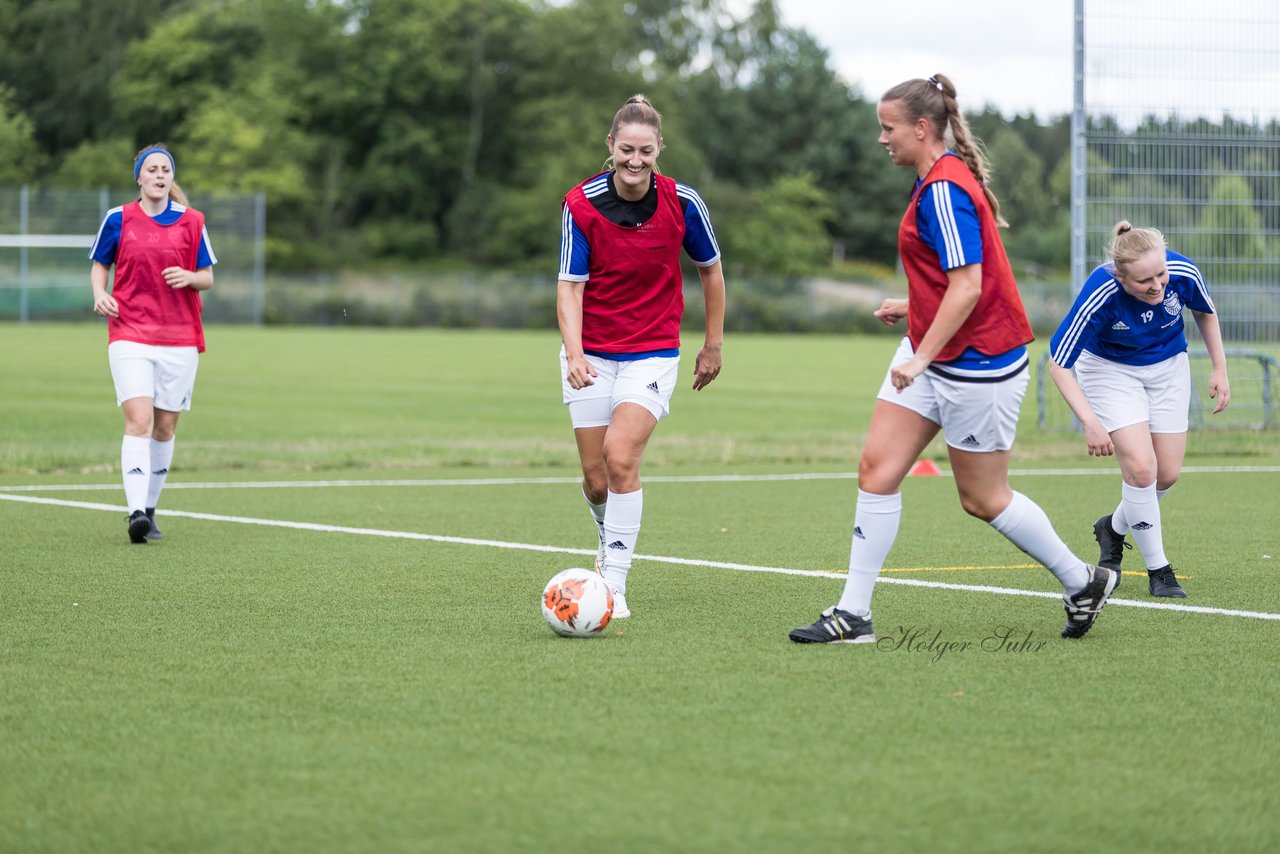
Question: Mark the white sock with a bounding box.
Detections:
[147,438,175,509]
[1121,481,1168,570]
[836,490,901,616]
[121,435,151,513]
[1112,484,1171,533]
[990,491,1090,594]
[582,487,606,545]
[601,489,642,595]
[1109,501,1127,535]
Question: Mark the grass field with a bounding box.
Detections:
[3,323,1279,853]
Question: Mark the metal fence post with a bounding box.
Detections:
[1070,0,1086,297]
[19,185,30,324]
[253,192,266,325]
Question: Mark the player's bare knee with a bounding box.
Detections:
[958,494,998,522]
[1124,469,1158,489]
[603,457,640,487]
[582,471,608,500]
[857,457,899,494]
[123,416,153,436]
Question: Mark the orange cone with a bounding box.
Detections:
[908,459,942,476]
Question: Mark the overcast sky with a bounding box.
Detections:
[771,1,1076,117]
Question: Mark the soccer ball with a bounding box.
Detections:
[541,568,614,637]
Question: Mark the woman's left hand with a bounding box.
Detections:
[163,267,194,289]
[1209,369,1231,413]
[692,344,722,390]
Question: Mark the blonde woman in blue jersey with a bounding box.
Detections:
[1048,222,1230,597]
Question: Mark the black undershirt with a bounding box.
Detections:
[587,173,688,227]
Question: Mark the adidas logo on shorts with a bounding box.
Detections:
[646,381,660,393]
[960,434,981,448]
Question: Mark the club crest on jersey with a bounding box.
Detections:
[1163,292,1182,315]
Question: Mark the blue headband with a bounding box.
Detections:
[134,148,176,180]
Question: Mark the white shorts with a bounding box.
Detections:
[560,347,679,428]
[1073,350,1190,433]
[108,341,199,411]
[875,337,1028,452]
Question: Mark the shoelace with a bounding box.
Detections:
[1106,540,1132,561]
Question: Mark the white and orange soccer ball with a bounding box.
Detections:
[541,568,614,637]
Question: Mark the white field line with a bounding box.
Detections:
[3,492,1278,622]
[1,465,1278,493]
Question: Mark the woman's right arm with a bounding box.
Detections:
[91,261,118,317]
[557,279,596,389]
[1192,309,1231,414]
[1048,360,1113,457]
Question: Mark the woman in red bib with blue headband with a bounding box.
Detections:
[90,143,217,544]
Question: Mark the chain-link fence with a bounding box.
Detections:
[0,186,264,323]
[1071,0,1280,345]
[1053,0,1280,430]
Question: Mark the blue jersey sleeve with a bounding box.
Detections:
[88,208,125,265]
[1166,251,1214,313]
[194,224,216,269]
[1049,265,1120,369]
[676,183,720,266]
[916,181,982,270]
[558,205,590,282]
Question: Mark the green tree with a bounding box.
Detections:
[345,0,537,255]
[109,0,362,265]
[0,84,44,183]
[1194,173,1268,262]
[445,0,684,265]
[714,173,834,277]
[679,13,901,265]
[0,0,183,152]
[45,137,136,189]
[1242,148,1280,233]
[987,129,1048,229]
[1047,150,1071,211]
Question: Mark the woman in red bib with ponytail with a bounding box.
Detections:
[789,75,1118,645]
[557,94,726,619]
[90,144,216,544]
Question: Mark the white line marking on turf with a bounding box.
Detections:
[0,473,851,492]
[4,492,1279,622]
[1,464,1277,493]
